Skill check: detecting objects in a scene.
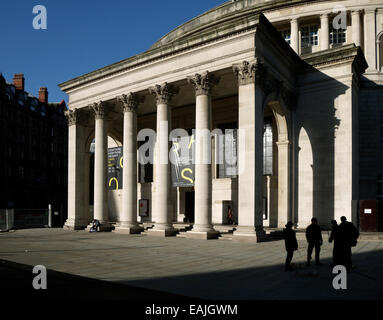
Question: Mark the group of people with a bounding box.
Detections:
[283,216,359,272]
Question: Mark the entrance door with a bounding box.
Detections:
[185,191,195,223]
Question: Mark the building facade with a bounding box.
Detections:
[59,0,383,240]
[0,73,68,219]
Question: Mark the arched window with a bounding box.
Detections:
[379,34,383,72]
[378,173,383,200]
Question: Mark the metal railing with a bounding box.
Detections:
[0,209,14,232]
[12,208,49,229]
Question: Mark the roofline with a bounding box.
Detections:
[58,0,333,92]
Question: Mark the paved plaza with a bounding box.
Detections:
[0,228,382,300]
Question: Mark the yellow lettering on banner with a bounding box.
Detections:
[109,177,118,190]
[188,135,194,149]
[181,168,194,184]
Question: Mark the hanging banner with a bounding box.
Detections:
[171,135,195,187]
[108,147,123,190]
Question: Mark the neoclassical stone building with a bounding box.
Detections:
[59,0,383,240]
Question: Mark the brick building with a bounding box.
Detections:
[0,73,68,222]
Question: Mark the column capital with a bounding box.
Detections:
[276,140,291,146]
[187,71,220,96]
[117,92,145,113]
[320,13,329,19]
[351,10,361,16]
[149,82,179,105]
[290,17,299,24]
[233,60,266,86]
[365,8,376,14]
[90,101,106,119]
[65,108,80,126]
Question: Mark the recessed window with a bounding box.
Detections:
[280,29,291,45]
[17,166,24,179]
[301,25,318,48]
[380,111,383,151]
[217,122,238,179]
[263,119,273,176]
[329,25,346,45]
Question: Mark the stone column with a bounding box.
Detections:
[290,18,299,54]
[364,8,377,72]
[114,93,144,234]
[64,109,89,230]
[320,14,329,51]
[186,72,219,240]
[232,61,266,242]
[276,141,290,228]
[351,10,361,47]
[147,83,178,237]
[90,101,111,231]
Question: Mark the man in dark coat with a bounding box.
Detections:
[283,221,298,271]
[339,216,359,272]
[329,220,344,267]
[306,218,323,266]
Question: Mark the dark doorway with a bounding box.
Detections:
[185,191,195,223]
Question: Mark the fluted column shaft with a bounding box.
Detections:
[92,102,110,230]
[147,83,178,237]
[351,10,361,47]
[63,109,89,230]
[194,94,213,231]
[290,18,299,54]
[364,8,377,71]
[186,72,219,239]
[115,93,144,234]
[320,14,329,51]
[232,61,266,242]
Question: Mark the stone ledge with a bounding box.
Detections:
[113,226,143,235]
[146,229,178,237]
[185,231,220,240]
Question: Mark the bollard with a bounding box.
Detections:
[5,209,9,231]
[48,204,52,228]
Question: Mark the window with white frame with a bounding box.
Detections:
[380,111,383,151]
[280,29,291,44]
[301,25,318,48]
[329,25,346,45]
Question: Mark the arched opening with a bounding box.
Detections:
[297,126,314,227]
[84,130,123,225]
[263,97,290,228]
[379,34,383,72]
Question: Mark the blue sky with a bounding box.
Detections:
[0,0,225,103]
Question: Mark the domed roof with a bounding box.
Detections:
[149,0,296,50]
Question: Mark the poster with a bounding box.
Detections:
[171,135,195,187]
[108,147,123,190]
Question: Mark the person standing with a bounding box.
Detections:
[283,221,298,271]
[306,218,323,266]
[227,206,233,225]
[329,220,344,267]
[339,216,359,272]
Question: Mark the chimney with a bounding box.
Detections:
[39,87,48,104]
[13,73,24,91]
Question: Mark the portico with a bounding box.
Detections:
[60,8,368,240]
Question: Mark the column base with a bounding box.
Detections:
[232,226,266,243]
[146,229,178,237]
[186,230,219,240]
[63,218,89,231]
[113,224,143,235]
[86,221,113,232]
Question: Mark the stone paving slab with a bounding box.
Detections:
[0,229,382,300]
